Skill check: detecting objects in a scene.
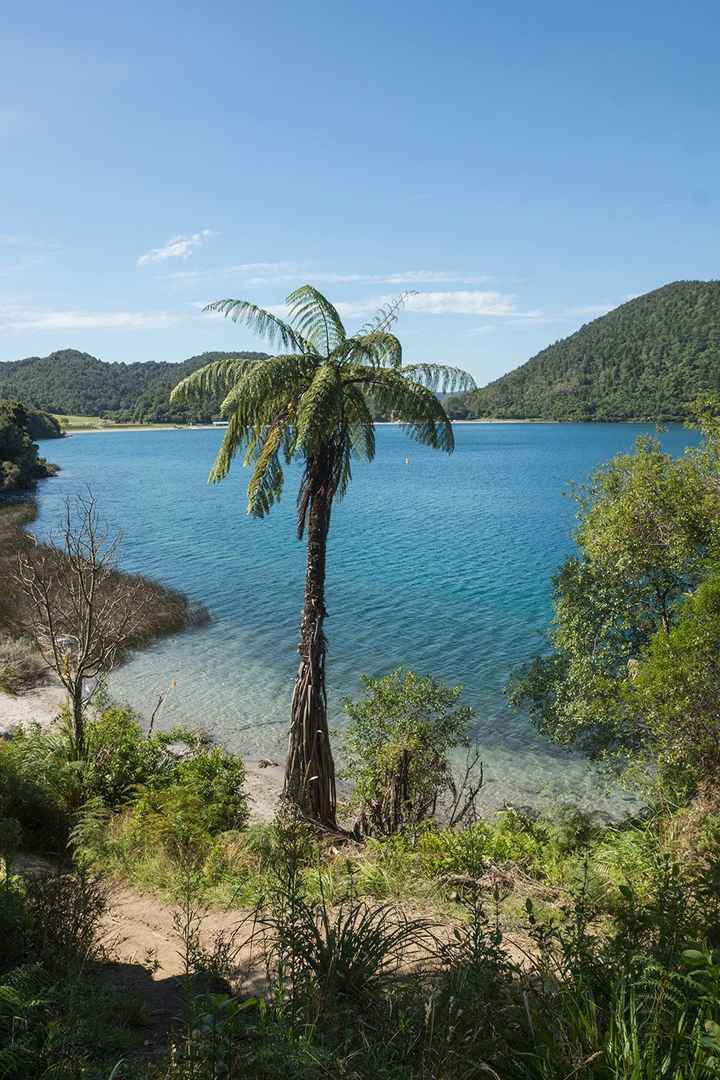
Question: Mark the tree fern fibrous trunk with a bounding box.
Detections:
[285,454,338,828]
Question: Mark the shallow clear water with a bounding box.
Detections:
[33,423,700,814]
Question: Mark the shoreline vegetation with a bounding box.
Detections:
[3,340,720,1074]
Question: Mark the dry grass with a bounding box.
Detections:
[0,634,46,694]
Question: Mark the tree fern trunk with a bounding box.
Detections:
[285,458,338,828]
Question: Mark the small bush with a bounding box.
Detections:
[24,868,109,973]
[0,739,69,851]
[173,745,248,833]
[343,669,480,835]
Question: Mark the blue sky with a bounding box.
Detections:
[1,0,719,386]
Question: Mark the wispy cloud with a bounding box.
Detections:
[0,306,179,331]
[327,291,534,319]
[221,290,533,323]
[166,262,492,287]
[502,302,615,327]
[137,230,216,267]
[404,291,522,316]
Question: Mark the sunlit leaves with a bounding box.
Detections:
[170,357,260,404]
[286,286,345,357]
[204,299,310,354]
[170,285,473,520]
[400,364,476,394]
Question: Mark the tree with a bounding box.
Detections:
[509,418,720,785]
[629,571,720,791]
[343,669,481,836]
[14,495,148,756]
[171,286,474,827]
[0,400,56,492]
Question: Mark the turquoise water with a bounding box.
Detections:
[33,423,700,813]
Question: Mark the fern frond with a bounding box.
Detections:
[344,385,376,461]
[286,285,346,357]
[347,331,403,369]
[400,364,477,394]
[296,364,344,454]
[246,420,286,517]
[208,412,252,483]
[354,369,455,452]
[220,354,314,419]
[357,291,417,335]
[204,299,311,353]
[170,357,260,404]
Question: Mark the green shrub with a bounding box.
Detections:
[343,669,479,836]
[173,745,248,833]
[0,739,68,851]
[82,705,181,806]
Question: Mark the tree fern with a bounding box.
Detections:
[171,285,475,826]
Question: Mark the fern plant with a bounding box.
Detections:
[171,286,474,827]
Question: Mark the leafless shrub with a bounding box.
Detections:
[13,495,150,754]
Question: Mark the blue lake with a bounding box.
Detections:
[34,422,701,814]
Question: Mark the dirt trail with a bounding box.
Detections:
[102,885,265,991]
[15,854,267,1040]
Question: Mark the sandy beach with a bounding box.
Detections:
[61,419,552,436]
[63,424,222,434]
[0,676,67,736]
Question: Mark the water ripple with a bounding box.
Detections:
[33,422,700,815]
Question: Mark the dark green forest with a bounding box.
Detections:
[0,349,269,423]
[445,280,720,421]
[5,281,720,425]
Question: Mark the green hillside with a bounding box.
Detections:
[449,281,720,421]
[0,348,269,423]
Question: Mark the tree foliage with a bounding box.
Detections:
[509,401,720,790]
[447,280,720,421]
[0,349,269,422]
[0,399,57,492]
[343,669,480,835]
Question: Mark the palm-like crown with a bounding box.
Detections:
[171,286,475,528]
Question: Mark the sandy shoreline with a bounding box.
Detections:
[0,677,67,735]
[61,419,554,436]
[64,424,221,434]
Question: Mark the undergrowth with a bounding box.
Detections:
[3,712,720,1078]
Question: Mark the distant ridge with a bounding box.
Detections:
[0,348,269,423]
[450,281,720,421]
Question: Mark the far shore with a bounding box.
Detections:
[63,418,557,436]
[63,423,221,434]
[59,417,678,435]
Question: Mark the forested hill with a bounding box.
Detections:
[449,281,720,421]
[0,348,269,423]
